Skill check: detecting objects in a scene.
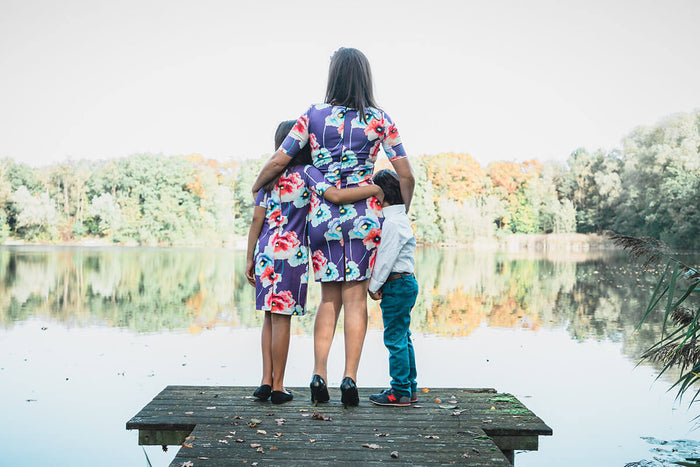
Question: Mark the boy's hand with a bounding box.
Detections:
[245,259,256,287]
[373,186,385,204]
[369,289,382,301]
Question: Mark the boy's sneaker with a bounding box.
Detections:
[411,392,418,403]
[369,389,411,406]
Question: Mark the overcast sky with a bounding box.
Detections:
[1,0,699,167]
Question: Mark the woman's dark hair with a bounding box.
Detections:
[264,120,313,193]
[325,47,378,122]
[372,169,403,206]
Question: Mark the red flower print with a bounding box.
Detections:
[310,192,321,212]
[278,171,304,202]
[270,231,301,259]
[268,208,287,229]
[309,133,320,151]
[369,249,377,271]
[265,290,296,314]
[363,228,382,250]
[337,121,344,136]
[311,250,327,273]
[364,118,385,141]
[367,196,382,215]
[384,123,401,146]
[260,265,279,287]
[369,140,381,161]
[289,115,309,142]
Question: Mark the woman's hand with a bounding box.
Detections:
[373,185,385,204]
[245,259,255,287]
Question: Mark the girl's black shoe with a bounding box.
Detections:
[340,376,359,407]
[271,390,293,404]
[253,384,272,401]
[310,374,330,403]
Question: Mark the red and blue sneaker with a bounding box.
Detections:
[369,388,411,406]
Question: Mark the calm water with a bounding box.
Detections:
[1,246,698,466]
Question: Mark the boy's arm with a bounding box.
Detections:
[368,219,403,295]
[245,205,266,286]
[324,185,384,205]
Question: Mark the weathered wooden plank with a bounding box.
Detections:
[127,386,552,466]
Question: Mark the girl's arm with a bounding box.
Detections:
[324,185,384,205]
[245,205,266,286]
[252,150,292,193]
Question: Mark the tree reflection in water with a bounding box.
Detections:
[0,245,688,372]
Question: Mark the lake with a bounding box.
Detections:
[1,245,698,466]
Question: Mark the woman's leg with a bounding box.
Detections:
[270,313,292,392]
[341,279,369,382]
[313,282,343,381]
[260,311,273,386]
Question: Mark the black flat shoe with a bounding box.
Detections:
[253,384,271,401]
[340,376,359,407]
[310,374,330,403]
[271,390,293,404]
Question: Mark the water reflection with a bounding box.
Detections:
[0,246,687,362]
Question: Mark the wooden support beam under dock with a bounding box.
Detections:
[127,386,552,466]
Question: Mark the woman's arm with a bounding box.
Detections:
[245,205,266,286]
[251,150,293,193]
[324,185,384,205]
[390,157,415,212]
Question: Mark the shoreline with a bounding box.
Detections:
[0,233,617,252]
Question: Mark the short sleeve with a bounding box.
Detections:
[303,165,332,197]
[279,106,312,158]
[254,189,268,208]
[380,112,407,162]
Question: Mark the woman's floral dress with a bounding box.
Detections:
[280,104,407,282]
[254,165,330,315]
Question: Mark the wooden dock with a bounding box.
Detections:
[127,386,552,466]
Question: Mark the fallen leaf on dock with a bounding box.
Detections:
[434,398,442,403]
[312,411,332,421]
[424,435,440,439]
[249,418,262,427]
[181,462,194,467]
[422,388,430,393]
[256,447,265,453]
[235,439,245,442]
[275,418,286,425]
[482,419,493,423]
[250,443,261,448]
[490,406,495,410]
[375,432,389,437]
[299,409,308,412]
[185,436,195,440]
[439,404,457,409]
[274,432,282,437]
[391,451,399,459]
[206,406,216,410]
[182,443,193,448]
[362,443,381,449]
[449,400,458,404]
[309,439,316,443]
[198,457,209,460]
[257,430,267,434]
[184,411,194,415]
[270,446,278,450]
[218,440,229,444]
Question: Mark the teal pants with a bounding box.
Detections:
[380,274,419,398]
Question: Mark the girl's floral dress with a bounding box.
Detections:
[280,104,407,282]
[254,165,330,315]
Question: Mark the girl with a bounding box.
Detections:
[245,120,383,404]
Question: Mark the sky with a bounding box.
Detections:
[1,0,699,167]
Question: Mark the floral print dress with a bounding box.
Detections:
[254,165,330,315]
[280,104,407,282]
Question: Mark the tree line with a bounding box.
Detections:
[0,110,698,249]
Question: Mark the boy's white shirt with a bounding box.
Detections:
[368,204,416,294]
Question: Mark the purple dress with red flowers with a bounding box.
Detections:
[280,104,407,282]
[254,165,331,315]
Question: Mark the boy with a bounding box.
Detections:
[367,169,419,407]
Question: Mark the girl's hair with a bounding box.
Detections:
[325,47,378,122]
[263,120,313,193]
[372,169,403,205]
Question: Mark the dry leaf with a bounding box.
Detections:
[230,431,236,435]
[439,404,457,409]
[225,435,234,438]
[218,440,229,444]
[422,388,430,393]
[449,400,458,404]
[391,451,399,459]
[424,435,440,439]
[198,458,209,460]
[182,443,193,448]
[256,447,265,453]
[250,443,261,448]
[257,430,267,434]
[362,443,381,449]
[185,436,195,440]
[206,406,217,410]
[275,432,283,437]
[433,398,442,403]
[482,419,493,423]
[309,439,316,443]
[375,432,389,437]
[181,462,194,467]
[299,409,308,412]
[235,439,245,443]
[312,411,333,421]
[275,418,286,425]
[490,406,495,410]
[270,446,278,450]
[184,411,194,415]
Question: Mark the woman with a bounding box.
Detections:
[252,47,415,406]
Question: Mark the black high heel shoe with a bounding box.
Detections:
[310,374,330,403]
[340,376,359,407]
[253,384,272,401]
[271,390,293,404]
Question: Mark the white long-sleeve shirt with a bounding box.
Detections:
[368,204,416,294]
